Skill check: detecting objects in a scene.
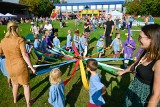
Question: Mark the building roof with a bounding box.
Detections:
[54,1,125,6]
[0,1,30,10]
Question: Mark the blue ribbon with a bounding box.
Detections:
[84,58,133,62]
[36,60,76,75]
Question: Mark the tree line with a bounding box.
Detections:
[19,0,160,17]
[125,0,160,16]
[19,0,60,17]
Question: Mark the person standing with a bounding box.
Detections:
[104,14,114,48]
[118,24,160,107]
[0,21,36,107]
[48,68,65,107]
[86,59,106,107]
[121,32,136,68]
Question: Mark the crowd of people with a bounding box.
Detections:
[0,13,160,107]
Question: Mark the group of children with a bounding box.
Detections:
[48,59,106,107]
[31,27,136,69]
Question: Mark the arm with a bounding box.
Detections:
[0,43,3,55]
[110,23,114,36]
[102,86,106,95]
[148,60,160,107]
[22,52,36,74]
[48,88,56,105]
[117,62,136,76]
[111,25,114,34]
[103,24,106,35]
[20,39,36,74]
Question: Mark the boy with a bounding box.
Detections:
[86,59,106,107]
[66,30,72,52]
[96,35,104,58]
[110,33,122,59]
[80,32,88,57]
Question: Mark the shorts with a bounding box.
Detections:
[88,102,101,107]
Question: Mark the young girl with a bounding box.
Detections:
[73,29,80,51]
[80,32,88,57]
[33,34,42,61]
[66,29,72,52]
[121,32,136,68]
[96,35,104,58]
[48,68,65,107]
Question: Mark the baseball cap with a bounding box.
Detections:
[100,35,104,38]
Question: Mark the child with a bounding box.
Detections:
[80,32,88,57]
[45,30,53,49]
[121,32,136,68]
[96,35,104,58]
[110,33,122,59]
[41,35,48,53]
[66,30,72,52]
[0,56,11,87]
[73,29,80,50]
[33,34,42,61]
[53,32,60,52]
[48,68,65,107]
[86,59,106,107]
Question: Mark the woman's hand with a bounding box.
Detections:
[31,68,36,74]
[117,70,125,76]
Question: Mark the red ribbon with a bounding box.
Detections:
[72,44,79,57]
[64,60,80,85]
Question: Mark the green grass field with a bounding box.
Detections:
[0,18,159,107]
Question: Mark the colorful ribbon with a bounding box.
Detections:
[55,46,74,56]
[72,44,79,56]
[36,60,76,75]
[79,60,89,90]
[64,60,80,85]
[85,58,133,62]
[34,48,58,61]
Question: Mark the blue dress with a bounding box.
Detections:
[48,82,65,107]
[0,56,9,78]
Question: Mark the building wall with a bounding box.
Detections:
[67,0,125,3]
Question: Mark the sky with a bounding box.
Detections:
[3,0,19,3]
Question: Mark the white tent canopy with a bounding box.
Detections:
[0,13,5,17]
[106,10,123,21]
[4,13,17,18]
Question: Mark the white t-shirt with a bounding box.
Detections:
[44,24,53,31]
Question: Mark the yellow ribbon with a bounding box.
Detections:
[79,60,89,90]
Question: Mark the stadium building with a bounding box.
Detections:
[54,0,125,17]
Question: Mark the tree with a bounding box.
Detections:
[19,0,60,16]
[125,0,160,16]
[125,0,141,15]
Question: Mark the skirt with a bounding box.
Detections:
[122,77,160,107]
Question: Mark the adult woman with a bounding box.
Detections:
[0,21,36,107]
[118,24,160,107]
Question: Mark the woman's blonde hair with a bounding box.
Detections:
[49,68,62,84]
[5,21,20,38]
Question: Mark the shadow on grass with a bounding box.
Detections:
[59,37,67,43]
[89,37,98,44]
[31,76,49,92]
[59,63,74,76]
[30,76,50,104]
[87,47,95,56]
[101,72,131,107]
[65,77,82,107]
